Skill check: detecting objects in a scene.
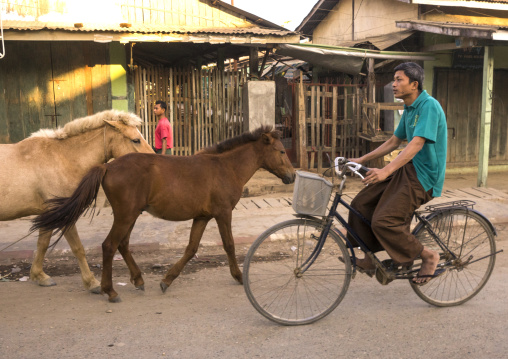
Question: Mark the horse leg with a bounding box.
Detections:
[63,225,101,294]
[117,223,144,291]
[160,217,210,293]
[30,229,57,287]
[101,217,137,303]
[216,214,243,284]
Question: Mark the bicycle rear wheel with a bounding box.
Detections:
[243,218,352,325]
[411,208,496,307]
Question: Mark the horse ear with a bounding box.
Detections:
[104,120,121,131]
[261,133,273,144]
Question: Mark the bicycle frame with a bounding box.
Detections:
[299,190,375,275]
[298,173,473,280]
[299,158,503,280]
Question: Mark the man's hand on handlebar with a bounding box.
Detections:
[362,167,389,185]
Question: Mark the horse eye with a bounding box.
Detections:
[280,150,285,154]
[132,139,141,144]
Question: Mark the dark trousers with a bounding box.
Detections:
[155,148,172,155]
[347,162,433,264]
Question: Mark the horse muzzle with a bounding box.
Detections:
[281,172,296,184]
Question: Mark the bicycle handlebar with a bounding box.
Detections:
[334,157,370,180]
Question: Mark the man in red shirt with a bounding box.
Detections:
[153,100,173,155]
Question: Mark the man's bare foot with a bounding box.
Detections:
[413,247,440,285]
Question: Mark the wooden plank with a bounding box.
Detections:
[332,86,337,161]
[263,198,287,208]
[317,86,323,172]
[192,67,198,154]
[296,81,307,169]
[310,86,316,169]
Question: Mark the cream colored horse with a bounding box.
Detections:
[0,110,154,293]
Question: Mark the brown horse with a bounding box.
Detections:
[31,127,295,302]
[0,110,153,293]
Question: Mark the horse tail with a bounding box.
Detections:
[31,165,108,240]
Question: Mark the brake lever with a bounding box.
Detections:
[348,163,367,180]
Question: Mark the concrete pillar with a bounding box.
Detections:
[478,46,494,187]
[242,81,276,132]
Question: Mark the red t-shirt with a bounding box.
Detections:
[154,117,173,150]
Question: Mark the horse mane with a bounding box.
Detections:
[30,110,143,139]
[198,126,281,154]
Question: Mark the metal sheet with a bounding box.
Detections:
[1,20,296,36]
[276,43,435,75]
[338,30,414,50]
[276,44,365,75]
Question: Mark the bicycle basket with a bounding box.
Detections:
[292,171,333,216]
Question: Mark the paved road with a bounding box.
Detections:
[1,174,507,358]
[0,236,506,359]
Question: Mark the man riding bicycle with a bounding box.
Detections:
[348,62,447,285]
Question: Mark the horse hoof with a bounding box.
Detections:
[136,284,145,291]
[108,296,122,303]
[90,286,102,295]
[38,278,57,287]
[160,281,169,293]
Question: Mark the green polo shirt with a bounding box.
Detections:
[394,90,447,197]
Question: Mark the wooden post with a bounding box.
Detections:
[259,48,271,78]
[477,46,494,187]
[332,86,337,161]
[249,47,259,80]
[317,86,323,172]
[297,75,308,169]
[367,57,376,135]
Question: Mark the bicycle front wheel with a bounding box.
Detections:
[411,208,496,307]
[243,218,352,325]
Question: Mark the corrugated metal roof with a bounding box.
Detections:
[2,20,296,36]
[410,0,508,3]
[337,30,415,50]
[397,0,508,10]
[295,0,339,36]
[396,20,507,39]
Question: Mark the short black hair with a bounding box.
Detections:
[394,62,424,91]
[155,100,167,111]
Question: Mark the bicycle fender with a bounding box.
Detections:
[414,208,497,236]
[469,208,497,236]
[292,214,321,221]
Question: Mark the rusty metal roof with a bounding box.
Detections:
[2,20,296,36]
[396,20,508,40]
[396,0,508,9]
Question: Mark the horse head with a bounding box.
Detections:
[103,111,154,158]
[259,130,295,184]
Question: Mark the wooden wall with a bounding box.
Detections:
[3,0,251,29]
[0,41,111,144]
[134,65,248,155]
[435,68,508,166]
[120,0,251,28]
[295,82,366,172]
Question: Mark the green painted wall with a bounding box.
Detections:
[109,42,129,112]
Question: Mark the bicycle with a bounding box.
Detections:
[242,157,502,325]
